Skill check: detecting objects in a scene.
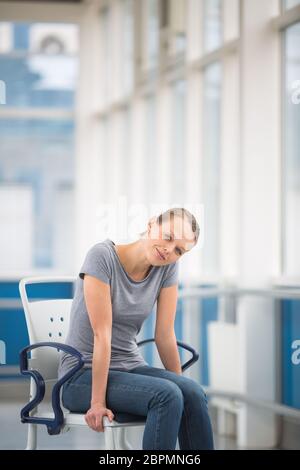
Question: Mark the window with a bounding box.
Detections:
[144,0,159,70]
[0,22,78,272]
[283,22,300,276]
[161,0,187,57]
[119,107,132,201]
[283,0,300,10]
[0,22,78,108]
[122,0,134,95]
[100,8,113,108]
[171,80,186,204]
[99,117,110,205]
[203,0,222,53]
[145,96,157,203]
[202,63,222,276]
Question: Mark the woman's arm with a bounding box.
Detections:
[155,284,182,375]
[91,333,111,407]
[83,274,114,431]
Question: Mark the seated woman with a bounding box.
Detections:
[58,207,214,450]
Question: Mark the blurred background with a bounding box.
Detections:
[0,0,300,449]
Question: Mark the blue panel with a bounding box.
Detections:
[26,282,75,300]
[0,282,21,299]
[0,308,29,365]
[200,286,218,386]
[0,281,74,299]
[282,299,300,409]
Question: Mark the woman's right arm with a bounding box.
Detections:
[83,274,115,432]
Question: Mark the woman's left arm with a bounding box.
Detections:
[155,284,182,375]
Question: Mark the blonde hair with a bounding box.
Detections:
[140,207,200,243]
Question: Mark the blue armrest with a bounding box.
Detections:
[19,342,84,435]
[137,338,199,372]
[20,339,199,435]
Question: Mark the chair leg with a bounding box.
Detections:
[104,425,116,450]
[25,423,37,450]
[25,378,38,450]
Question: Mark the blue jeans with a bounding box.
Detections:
[62,364,214,450]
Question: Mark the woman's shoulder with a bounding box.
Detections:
[160,261,179,288]
[86,239,111,257]
[79,239,113,283]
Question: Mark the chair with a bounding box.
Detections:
[19,276,199,450]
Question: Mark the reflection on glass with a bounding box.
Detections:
[120,107,131,201]
[99,117,110,204]
[101,8,113,106]
[174,34,187,55]
[202,63,221,276]
[145,96,157,203]
[0,21,77,272]
[122,0,134,95]
[146,0,159,69]
[283,0,300,9]
[0,119,75,269]
[284,22,300,275]
[171,80,186,204]
[203,0,222,52]
[169,0,187,55]
[0,22,78,108]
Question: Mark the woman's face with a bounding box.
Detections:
[145,216,196,266]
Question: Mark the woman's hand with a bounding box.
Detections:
[85,403,115,432]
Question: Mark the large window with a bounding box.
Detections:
[145,96,158,204]
[171,80,186,205]
[144,0,159,71]
[122,0,134,95]
[0,22,77,108]
[100,8,113,107]
[203,0,222,53]
[283,22,300,276]
[202,63,222,276]
[0,22,78,272]
[160,0,187,57]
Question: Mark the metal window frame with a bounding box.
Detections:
[272,3,300,278]
[272,3,300,30]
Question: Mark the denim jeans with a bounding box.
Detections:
[62,364,214,450]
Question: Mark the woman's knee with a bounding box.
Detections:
[155,380,184,409]
[181,378,208,406]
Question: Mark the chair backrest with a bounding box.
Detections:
[19,277,76,380]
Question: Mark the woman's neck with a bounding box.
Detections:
[114,241,152,280]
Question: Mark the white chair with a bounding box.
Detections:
[19,276,199,450]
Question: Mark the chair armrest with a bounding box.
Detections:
[19,342,84,435]
[137,338,199,372]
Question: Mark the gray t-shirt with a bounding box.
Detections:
[58,238,178,378]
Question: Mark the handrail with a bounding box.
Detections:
[178,286,300,300]
[177,285,300,420]
[203,387,300,420]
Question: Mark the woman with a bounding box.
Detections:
[58,207,214,450]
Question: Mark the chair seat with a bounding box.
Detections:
[37,411,146,428]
